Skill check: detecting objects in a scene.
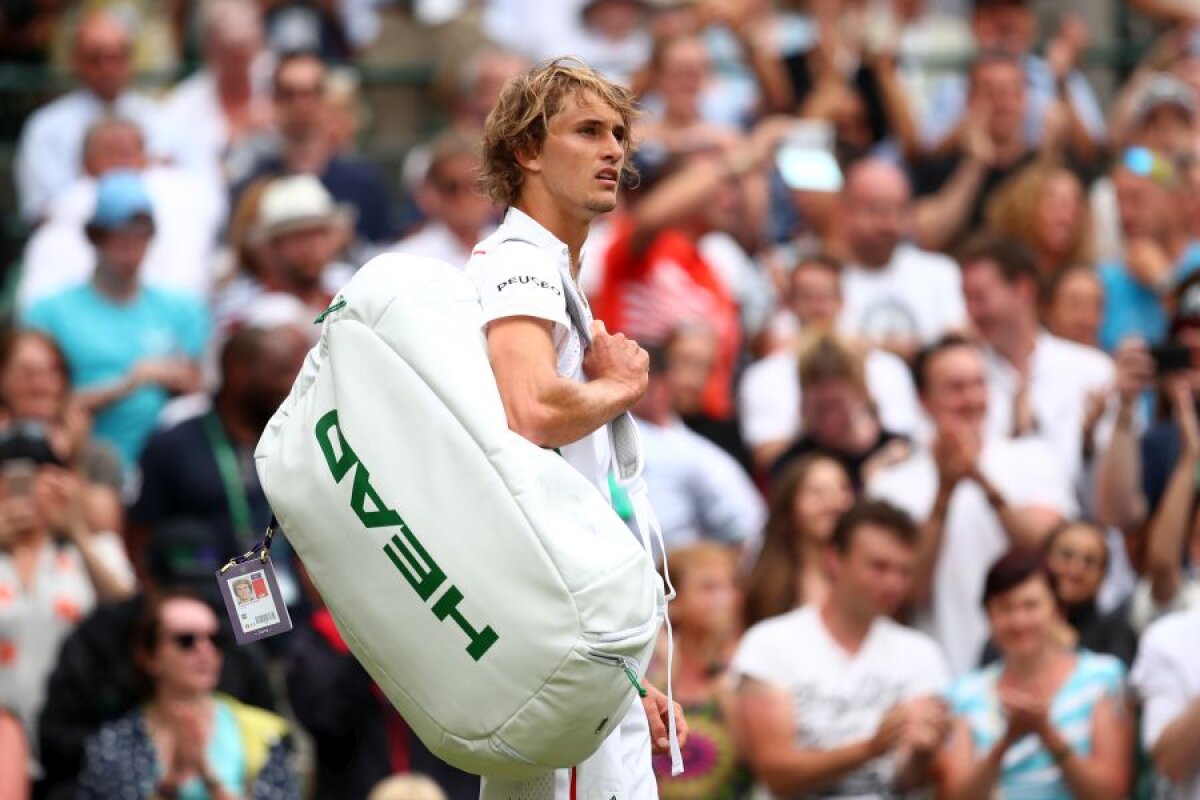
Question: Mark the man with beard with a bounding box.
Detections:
[128,321,310,602]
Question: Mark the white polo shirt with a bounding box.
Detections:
[868,436,1076,676]
[467,207,612,495]
[982,332,1116,484]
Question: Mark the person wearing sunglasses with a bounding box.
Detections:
[77,590,298,800]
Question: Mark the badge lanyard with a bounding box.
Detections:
[202,412,255,546]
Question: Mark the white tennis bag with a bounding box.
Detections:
[255,254,673,779]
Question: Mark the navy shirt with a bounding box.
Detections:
[131,412,272,563]
[236,154,395,244]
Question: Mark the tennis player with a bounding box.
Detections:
[467,58,688,799]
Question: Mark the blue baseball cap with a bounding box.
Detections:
[89,170,154,230]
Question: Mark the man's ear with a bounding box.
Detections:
[514,142,542,175]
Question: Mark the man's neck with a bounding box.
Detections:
[265,270,325,307]
[214,391,260,446]
[91,269,138,303]
[991,320,1038,373]
[282,134,331,175]
[818,595,874,656]
[512,197,591,277]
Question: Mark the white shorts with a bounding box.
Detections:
[478,700,655,800]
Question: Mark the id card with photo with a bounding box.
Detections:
[217,557,293,644]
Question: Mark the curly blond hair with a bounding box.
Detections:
[984,160,1094,275]
[480,57,639,207]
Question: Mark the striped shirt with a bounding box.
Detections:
[948,651,1125,799]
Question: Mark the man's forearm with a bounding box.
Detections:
[1144,454,1198,605]
[914,482,954,606]
[1093,403,1146,528]
[755,739,881,797]
[507,374,636,449]
[977,475,1056,550]
[912,156,987,252]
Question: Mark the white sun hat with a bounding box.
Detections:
[254,174,356,242]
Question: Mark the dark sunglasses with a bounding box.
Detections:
[168,630,223,650]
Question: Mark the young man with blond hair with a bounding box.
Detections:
[467,58,686,800]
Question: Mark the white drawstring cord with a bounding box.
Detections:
[627,478,684,776]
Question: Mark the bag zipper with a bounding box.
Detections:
[585,650,647,697]
[586,614,659,644]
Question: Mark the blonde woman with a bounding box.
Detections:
[985,160,1095,279]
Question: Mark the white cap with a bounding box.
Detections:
[254,174,355,242]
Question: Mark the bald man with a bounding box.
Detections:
[15,12,170,222]
[834,159,966,361]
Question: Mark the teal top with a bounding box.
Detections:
[949,650,1126,799]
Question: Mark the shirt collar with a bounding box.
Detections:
[502,207,572,266]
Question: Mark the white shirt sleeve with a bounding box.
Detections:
[471,240,572,334]
[1130,626,1189,751]
[905,634,953,698]
[731,620,789,687]
[1009,440,1078,518]
[15,107,73,222]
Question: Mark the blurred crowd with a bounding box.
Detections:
[4,0,1200,799]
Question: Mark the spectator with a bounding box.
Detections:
[162,0,276,189]
[959,235,1115,485]
[937,549,1132,799]
[911,53,1039,252]
[288,564,478,800]
[922,0,1104,163]
[1095,72,1198,264]
[742,454,854,628]
[19,117,226,307]
[868,335,1074,675]
[22,171,209,471]
[1043,265,1106,349]
[650,542,751,798]
[0,708,28,800]
[130,321,310,604]
[660,323,753,471]
[13,11,169,222]
[76,590,298,800]
[834,159,965,361]
[984,160,1094,280]
[37,525,275,800]
[1044,521,1139,666]
[1098,147,1200,351]
[634,32,741,158]
[217,175,356,329]
[1130,605,1200,799]
[632,344,764,553]
[0,423,135,748]
[0,330,124,501]
[739,253,922,472]
[784,0,921,161]
[734,500,951,799]
[769,333,911,491]
[237,51,393,247]
[392,132,498,268]
[262,0,353,62]
[572,0,652,86]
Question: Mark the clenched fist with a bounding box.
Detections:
[583,320,649,405]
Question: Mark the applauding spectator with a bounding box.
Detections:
[735,500,951,799]
[77,591,297,800]
[869,335,1073,675]
[938,549,1132,799]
